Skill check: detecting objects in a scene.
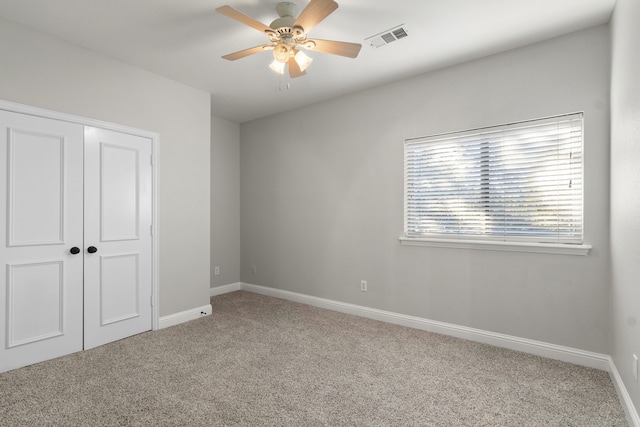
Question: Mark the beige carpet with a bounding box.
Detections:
[0,291,628,426]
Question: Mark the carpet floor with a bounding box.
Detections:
[0,290,628,426]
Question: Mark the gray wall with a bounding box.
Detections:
[0,17,212,317]
[211,115,241,288]
[240,25,611,353]
[610,0,640,412]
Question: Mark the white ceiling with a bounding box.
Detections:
[0,0,615,123]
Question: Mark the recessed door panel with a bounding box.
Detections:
[7,130,64,246]
[100,253,139,325]
[7,261,64,347]
[0,110,84,373]
[101,144,139,241]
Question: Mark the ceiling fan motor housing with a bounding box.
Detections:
[275,2,298,19]
[270,2,302,38]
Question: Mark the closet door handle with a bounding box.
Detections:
[70,247,80,255]
[87,246,98,254]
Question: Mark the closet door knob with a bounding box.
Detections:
[87,246,98,254]
[70,247,80,255]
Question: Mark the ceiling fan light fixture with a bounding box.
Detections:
[294,49,313,71]
[273,43,291,63]
[217,0,362,79]
[269,59,286,75]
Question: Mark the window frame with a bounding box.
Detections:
[400,113,591,256]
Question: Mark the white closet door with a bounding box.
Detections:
[83,127,153,349]
[0,110,84,373]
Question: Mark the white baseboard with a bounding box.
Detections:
[158,304,212,329]
[609,357,640,427]
[239,283,609,371]
[157,283,241,330]
[209,282,242,297]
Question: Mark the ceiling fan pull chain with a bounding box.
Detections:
[278,78,292,91]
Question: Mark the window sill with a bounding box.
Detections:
[398,237,591,256]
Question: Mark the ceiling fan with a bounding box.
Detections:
[216,0,362,78]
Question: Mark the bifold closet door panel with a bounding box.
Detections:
[0,110,84,373]
[83,126,153,350]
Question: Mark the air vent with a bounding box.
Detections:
[365,25,408,48]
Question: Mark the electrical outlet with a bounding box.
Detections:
[214,266,220,276]
[634,354,638,382]
[360,280,368,292]
[251,265,257,275]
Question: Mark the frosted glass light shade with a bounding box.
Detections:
[294,50,313,71]
[269,59,285,74]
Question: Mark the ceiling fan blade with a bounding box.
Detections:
[293,0,338,33]
[222,45,272,61]
[306,39,362,58]
[288,56,307,78]
[216,5,272,34]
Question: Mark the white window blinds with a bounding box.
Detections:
[404,113,584,244]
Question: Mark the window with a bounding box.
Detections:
[403,113,588,254]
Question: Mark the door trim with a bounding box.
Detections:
[0,99,160,331]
